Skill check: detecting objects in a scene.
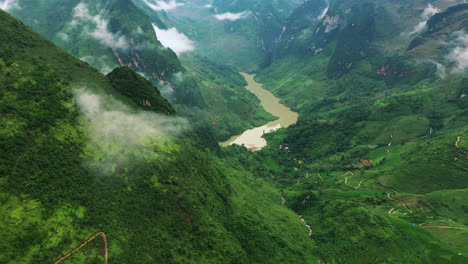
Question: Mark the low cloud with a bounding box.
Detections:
[57,32,70,42]
[317,7,329,20]
[431,31,468,78]
[152,24,195,55]
[446,31,468,74]
[214,11,250,21]
[158,80,175,99]
[317,0,329,20]
[143,0,184,12]
[0,0,19,11]
[75,89,187,174]
[404,4,439,37]
[135,26,144,35]
[428,59,446,79]
[157,71,186,99]
[79,55,114,74]
[70,3,129,50]
[172,71,186,84]
[205,4,213,9]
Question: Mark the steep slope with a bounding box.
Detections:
[224,1,468,263]
[0,9,320,263]
[5,0,282,142]
[181,56,276,141]
[273,0,329,57]
[133,0,300,71]
[121,0,282,141]
[408,3,468,57]
[7,0,205,107]
[211,0,300,67]
[107,67,175,115]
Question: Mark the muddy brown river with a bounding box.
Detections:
[220,72,298,151]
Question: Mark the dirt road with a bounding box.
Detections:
[54,232,108,264]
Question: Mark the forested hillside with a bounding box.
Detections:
[6,0,283,142]
[1,0,467,263]
[7,0,205,108]
[240,1,468,262]
[0,9,320,263]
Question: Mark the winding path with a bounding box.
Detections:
[316,173,323,181]
[342,172,365,190]
[386,192,413,213]
[300,218,313,237]
[54,232,108,264]
[455,136,463,149]
[418,223,466,230]
[352,179,365,190]
[453,136,468,170]
[341,171,354,177]
[387,193,396,201]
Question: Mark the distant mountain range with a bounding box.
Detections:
[1,0,467,263]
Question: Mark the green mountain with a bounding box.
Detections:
[132,0,300,71]
[181,56,276,141]
[107,67,176,115]
[235,1,468,262]
[1,0,468,263]
[0,9,320,263]
[8,0,205,108]
[7,0,282,142]
[408,3,468,56]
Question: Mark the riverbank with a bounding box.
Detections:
[220,73,299,151]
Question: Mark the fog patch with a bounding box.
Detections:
[143,0,184,12]
[424,59,446,79]
[75,89,187,175]
[0,0,19,11]
[157,71,186,99]
[446,31,468,74]
[70,3,129,50]
[135,26,144,35]
[79,56,114,74]
[317,1,330,20]
[317,6,329,20]
[429,31,468,78]
[214,11,250,21]
[158,80,175,99]
[57,32,70,42]
[174,71,188,83]
[152,24,195,55]
[404,4,439,37]
[137,71,150,80]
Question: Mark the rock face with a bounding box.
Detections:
[322,14,342,33]
[8,0,205,108]
[326,2,376,79]
[0,9,322,264]
[273,0,329,56]
[407,3,468,53]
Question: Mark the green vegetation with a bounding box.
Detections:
[409,4,468,53]
[9,0,206,109]
[133,0,301,71]
[107,67,175,115]
[2,0,468,263]
[182,57,275,140]
[0,9,321,263]
[424,189,468,224]
[217,1,468,263]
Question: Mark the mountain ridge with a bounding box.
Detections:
[0,8,322,263]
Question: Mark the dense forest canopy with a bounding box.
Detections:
[1,0,467,263]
